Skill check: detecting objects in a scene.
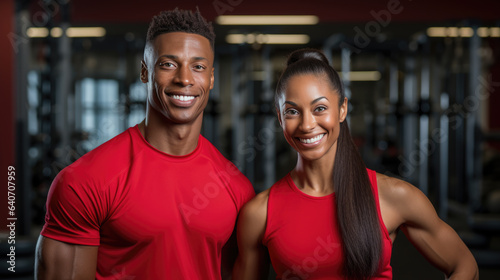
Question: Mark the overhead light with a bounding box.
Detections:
[426,27,471,37]
[51,27,63,37]
[66,27,106,37]
[478,27,489,37]
[491,27,500,37]
[427,27,500,38]
[26,27,106,38]
[216,15,318,25]
[226,34,310,44]
[26,27,49,38]
[339,71,381,81]
[458,27,474,37]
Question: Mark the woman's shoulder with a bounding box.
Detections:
[375,172,418,201]
[242,174,289,213]
[239,188,270,223]
[237,188,270,243]
[242,189,271,215]
[375,172,435,220]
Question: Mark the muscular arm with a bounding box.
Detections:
[232,190,270,280]
[35,235,98,280]
[379,175,478,280]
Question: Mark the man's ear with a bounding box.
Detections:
[340,97,348,122]
[209,67,214,90]
[140,60,148,83]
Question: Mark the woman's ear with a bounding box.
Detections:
[276,108,283,127]
[340,97,348,122]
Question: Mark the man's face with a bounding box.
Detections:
[141,32,214,124]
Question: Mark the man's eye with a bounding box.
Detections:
[160,62,174,67]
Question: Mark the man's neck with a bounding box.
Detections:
[139,111,203,156]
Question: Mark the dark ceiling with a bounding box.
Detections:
[65,0,500,24]
[25,0,500,51]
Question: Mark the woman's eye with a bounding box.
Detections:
[315,106,326,112]
[285,109,298,115]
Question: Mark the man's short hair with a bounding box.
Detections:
[146,8,215,50]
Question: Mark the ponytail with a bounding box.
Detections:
[334,121,382,279]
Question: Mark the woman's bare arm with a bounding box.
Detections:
[378,174,478,280]
[232,189,270,280]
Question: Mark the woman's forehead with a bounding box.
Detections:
[283,75,337,98]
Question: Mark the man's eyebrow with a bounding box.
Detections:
[158,55,208,61]
[159,54,178,60]
[193,56,208,61]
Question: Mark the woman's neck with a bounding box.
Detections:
[292,154,336,196]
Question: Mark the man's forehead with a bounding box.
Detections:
[152,33,212,54]
[153,32,211,47]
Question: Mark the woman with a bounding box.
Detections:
[232,49,478,279]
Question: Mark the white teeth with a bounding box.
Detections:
[299,134,325,144]
[171,95,195,101]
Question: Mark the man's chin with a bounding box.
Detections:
[161,111,204,125]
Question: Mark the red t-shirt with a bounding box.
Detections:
[263,169,392,279]
[41,125,255,279]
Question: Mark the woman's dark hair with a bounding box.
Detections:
[146,8,215,50]
[275,48,382,279]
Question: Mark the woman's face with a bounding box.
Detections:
[277,74,347,162]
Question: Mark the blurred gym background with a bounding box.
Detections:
[1,0,499,279]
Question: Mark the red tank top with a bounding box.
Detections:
[263,169,392,279]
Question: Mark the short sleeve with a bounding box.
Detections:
[228,163,255,212]
[239,178,256,211]
[41,167,105,246]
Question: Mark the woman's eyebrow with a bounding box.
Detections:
[311,96,327,104]
[284,97,327,106]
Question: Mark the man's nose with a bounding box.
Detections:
[173,65,194,86]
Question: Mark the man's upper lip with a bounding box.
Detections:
[167,91,197,96]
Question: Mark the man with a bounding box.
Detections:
[35,8,255,279]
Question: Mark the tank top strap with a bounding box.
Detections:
[263,174,293,246]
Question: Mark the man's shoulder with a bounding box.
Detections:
[58,128,137,185]
[199,136,239,171]
[199,136,254,194]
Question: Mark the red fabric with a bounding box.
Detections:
[263,169,392,279]
[41,125,254,279]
